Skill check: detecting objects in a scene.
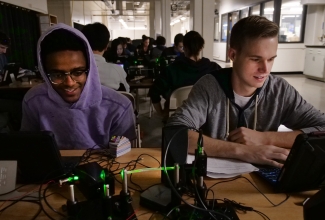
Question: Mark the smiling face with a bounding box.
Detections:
[45,50,87,103]
[229,37,278,97]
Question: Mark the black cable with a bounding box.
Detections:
[0,184,29,197]
[208,176,290,207]
[43,182,67,218]
[163,127,232,220]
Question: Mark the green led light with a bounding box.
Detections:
[121,169,125,180]
[103,184,107,196]
[100,170,106,181]
[134,61,137,64]
[68,176,79,182]
[126,167,175,174]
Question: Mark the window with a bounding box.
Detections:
[221,14,228,42]
[263,1,274,21]
[279,0,304,42]
[251,5,260,15]
[240,8,249,19]
[214,16,219,41]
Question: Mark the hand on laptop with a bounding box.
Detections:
[228,127,267,146]
[239,144,289,168]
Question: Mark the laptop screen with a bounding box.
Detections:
[0,131,68,183]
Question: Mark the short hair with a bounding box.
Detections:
[82,22,110,52]
[0,31,10,46]
[40,29,88,70]
[156,36,166,46]
[183,31,204,57]
[174,33,184,46]
[230,15,279,52]
[118,37,127,46]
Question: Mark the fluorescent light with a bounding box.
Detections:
[282,2,300,8]
[181,17,186,20]
[174,19,180,23]
[264,7,274,12]
[137,10,145,13]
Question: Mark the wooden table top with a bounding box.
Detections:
[0,148,316,220]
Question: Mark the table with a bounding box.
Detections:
[0,148,316,220]
[128,78,154,114]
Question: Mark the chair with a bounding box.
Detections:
[119,91,141,148]
[169,85,193,115]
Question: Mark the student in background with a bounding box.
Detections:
[151,36,166,60]
[0,31,10,71]
[149,31,221,122]
[167,16,325,168]
[21,24,136,149]
[161,33,184,58]
[82,23,129,92]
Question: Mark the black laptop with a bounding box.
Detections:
[255,132,325,192]
[0,131,79,183]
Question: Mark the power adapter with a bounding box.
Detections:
[140,184,174,213]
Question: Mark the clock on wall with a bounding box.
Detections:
[171,4,177,11]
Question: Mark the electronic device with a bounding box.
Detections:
[0,131,79,183]
[0,63,20,85]
[254,132,325,192]
[303,188,325,220]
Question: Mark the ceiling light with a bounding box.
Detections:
[181,17,186,20]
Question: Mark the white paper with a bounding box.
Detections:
[187,154,259,179]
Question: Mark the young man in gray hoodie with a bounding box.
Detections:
[167,15,325,168]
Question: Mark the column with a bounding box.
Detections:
[47,0,72,26]
[149,1,155,38]
[161,0,171,47]
[189,0,214,60]
[154,0,162,37]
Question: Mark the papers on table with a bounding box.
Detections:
[187,155,259,179]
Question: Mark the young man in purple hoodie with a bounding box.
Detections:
[21,24,136,149]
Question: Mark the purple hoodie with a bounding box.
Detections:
[21,23,136,149]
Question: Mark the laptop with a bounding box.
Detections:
[0,63,20,85]
[0,131,79,184]
[255,132,325,192]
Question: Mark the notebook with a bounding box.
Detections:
[255,132,325,192]
[0,131,80,184]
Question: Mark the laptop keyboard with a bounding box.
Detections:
[256,167,281,185]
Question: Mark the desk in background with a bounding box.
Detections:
[128,78,153,113]
[0,148,315,220]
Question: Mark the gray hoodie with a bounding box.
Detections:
[167,68,325,140]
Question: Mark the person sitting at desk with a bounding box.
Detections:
[149,31,221,122]
[136,35,152,66]
[151,36,166,60]
[20,23,136,149]
[81,22,129,92]
[167,16,325,168]
[0,31,10,72]
[160,33,184,59]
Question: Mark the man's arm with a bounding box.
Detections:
[228,127,302,148]
[189,130,289,168]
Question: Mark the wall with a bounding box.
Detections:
[214,0,325,73]
[170,19,189,46]
[110,29,150,40]
[1,0,47,13]
[304,5,325,45]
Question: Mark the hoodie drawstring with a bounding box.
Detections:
[225,95,259,140]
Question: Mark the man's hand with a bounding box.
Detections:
[238,144,289,168]
[228,127,268,146]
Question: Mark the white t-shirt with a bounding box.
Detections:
[233,90,253,108]
[93,54,130,92]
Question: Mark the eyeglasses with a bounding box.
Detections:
[47,69,89,84]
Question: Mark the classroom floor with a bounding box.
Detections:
[136,74,325,148]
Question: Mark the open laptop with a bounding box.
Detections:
[255,132,325,192]
[0,131,79,184]
[0,63,20,85]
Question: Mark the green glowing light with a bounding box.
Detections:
[127,166,175,174]
[68,176,79,182]
[103,184,107,196]
[121,169,125,180]
[100,170,106,181]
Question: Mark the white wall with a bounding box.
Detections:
[111,29,150,40]
[170,19,189,46]
[272,44,306,72]
[2,0,47,13]
[304,5,325,45]
[213,42,227,61]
